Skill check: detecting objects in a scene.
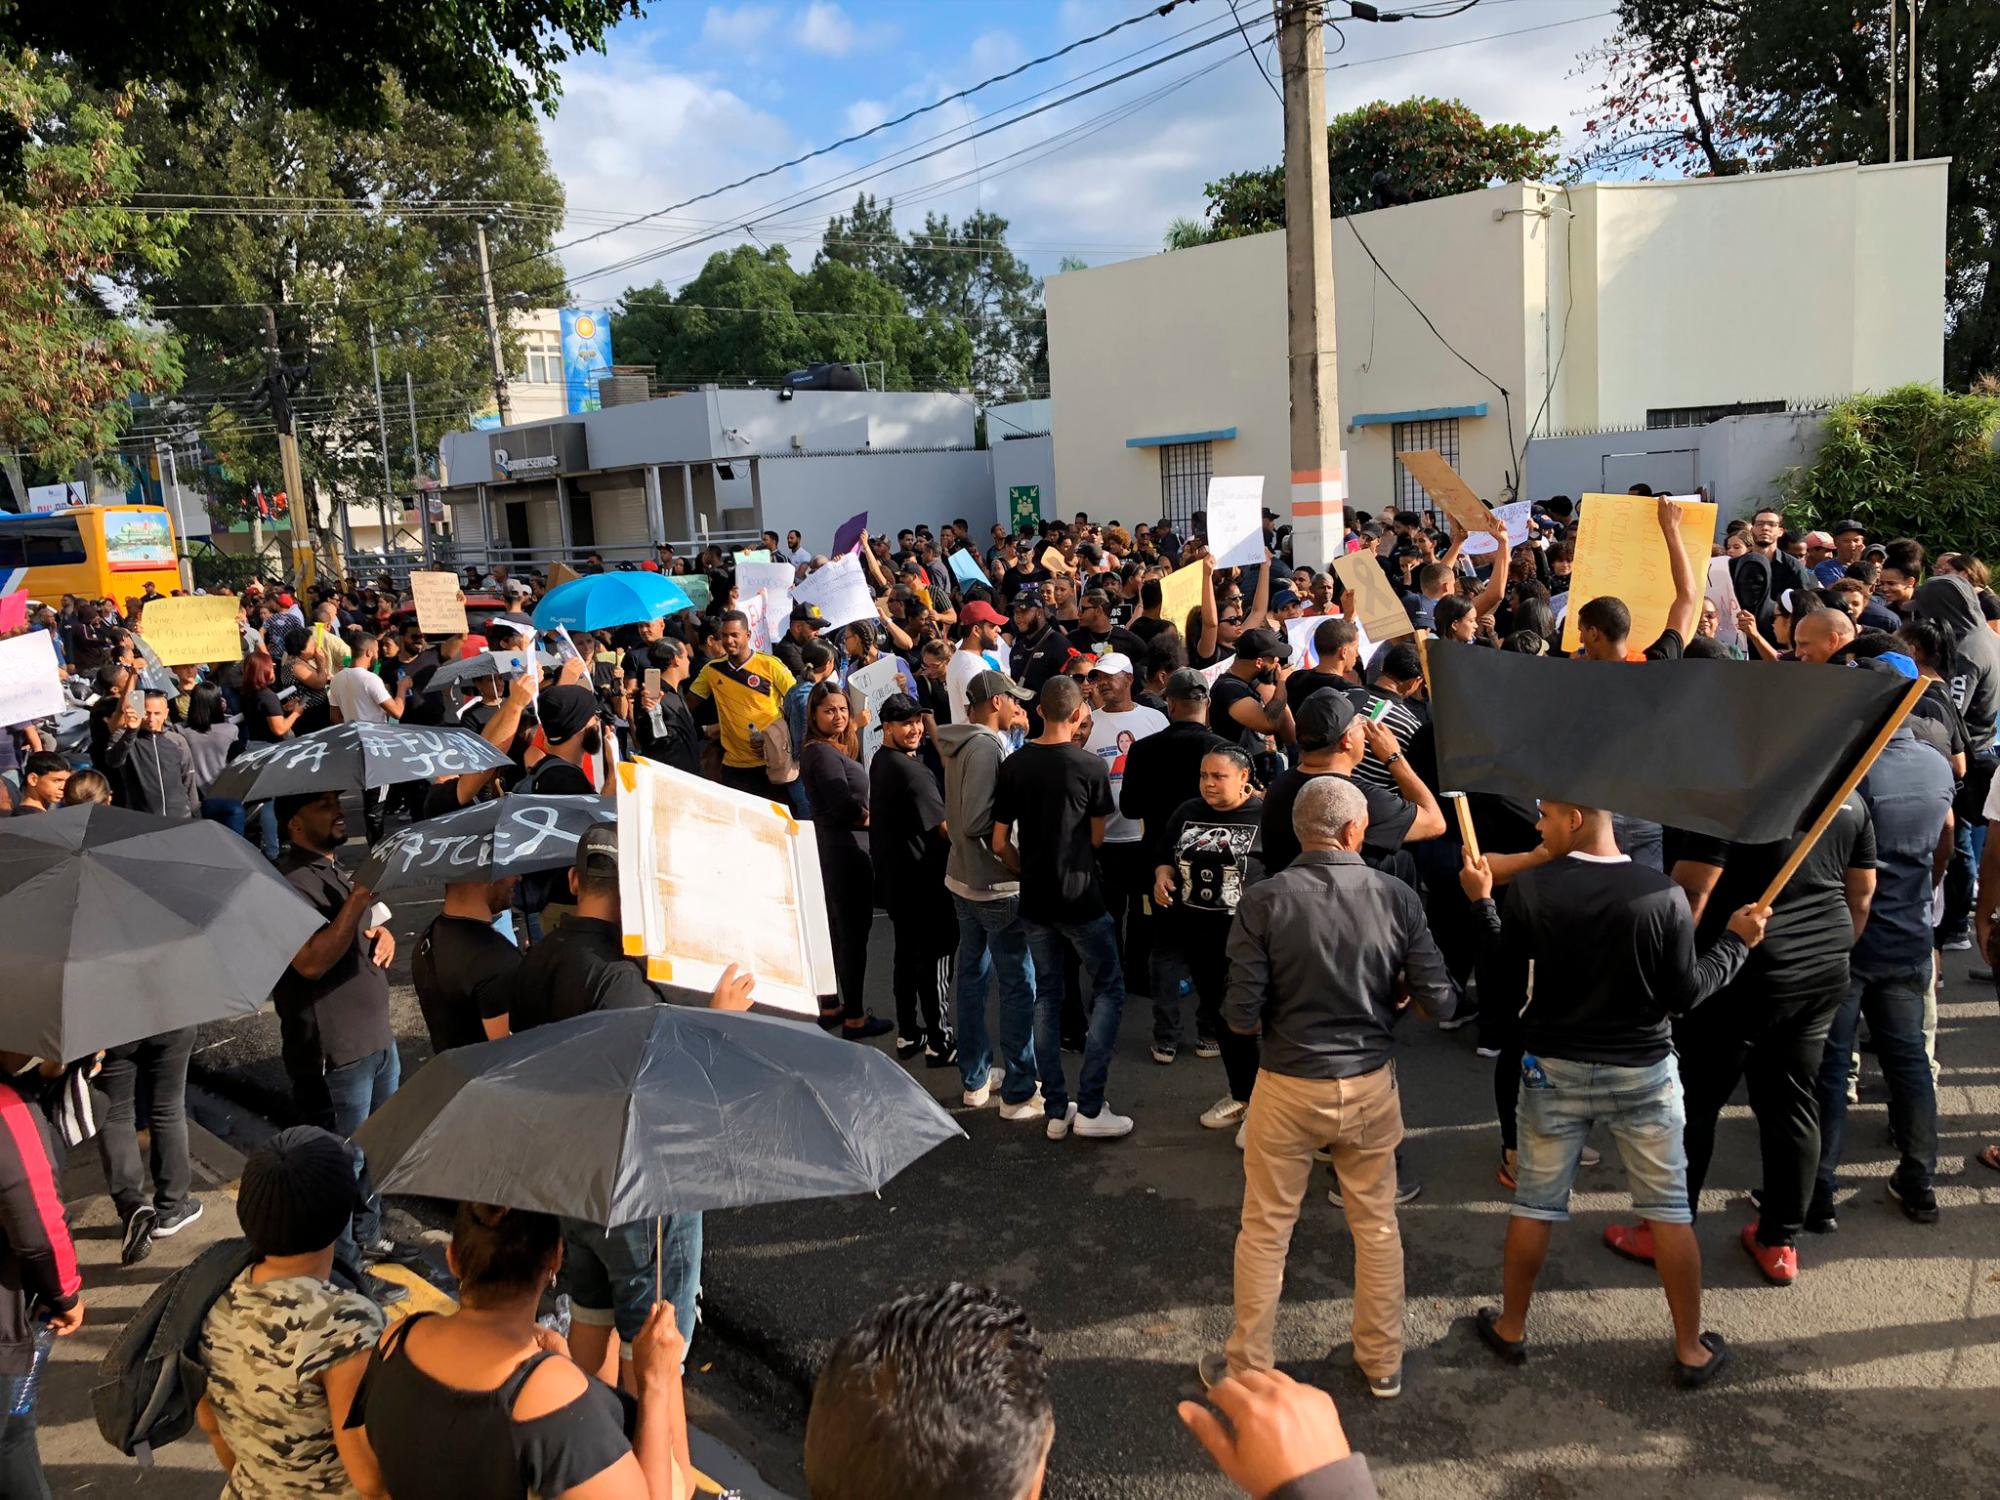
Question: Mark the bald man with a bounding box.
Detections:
[1791,609,1856,665]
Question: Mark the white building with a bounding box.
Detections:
[1045,159,1947,546]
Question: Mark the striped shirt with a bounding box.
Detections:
[1347,687,1423,792]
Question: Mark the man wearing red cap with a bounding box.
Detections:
[948,599,1008,724]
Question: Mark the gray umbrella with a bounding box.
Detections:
[425,650,555,694]
[0,805,324,1061]
[206,721,510,803]
[355,1006,964,1227]
[353,794,614,893]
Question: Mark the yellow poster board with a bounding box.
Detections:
[1158,561,1203,633]
[410,571,469,635]
[1560,494,1717,653]
[1332,551,1413,643]
[1393,448,1490,536]
[138,595,241,666]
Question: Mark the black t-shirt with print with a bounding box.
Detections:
[1162,795,1264,919]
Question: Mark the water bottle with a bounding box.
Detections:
[7,1320,54,1417]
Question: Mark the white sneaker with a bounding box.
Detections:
[1234,1120,1247,1150]
[998,1095,1045,1122]
[961,1068,1004,1108]
[1073,1106,1133,1139]
[1045,1103,1079,1140]
[1200,1095,1246,1130]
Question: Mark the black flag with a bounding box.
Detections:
[1427,643,1913,843]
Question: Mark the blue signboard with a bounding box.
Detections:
[560,308,615,414]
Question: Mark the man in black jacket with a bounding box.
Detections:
[102,689,197,817]
[1461,800,1767,1388]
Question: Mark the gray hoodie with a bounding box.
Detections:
[938,721,1018,899]
[1912,575,2000,750]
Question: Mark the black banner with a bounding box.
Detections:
[1427,643,1911,843]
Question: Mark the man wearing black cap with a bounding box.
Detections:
[507,824,752,1385]
[1258,691,1444,880]
[1007,585,1079,724]
[1830,519,1867,574]
[272,790,407,1303]
[1211,627,1296,749]
[195,1126,384,1495]
[870,694,956,1064]
[519,683,600,795]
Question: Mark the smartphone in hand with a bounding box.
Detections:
[643,668,662,698]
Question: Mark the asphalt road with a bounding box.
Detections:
[189,848,2000,1500]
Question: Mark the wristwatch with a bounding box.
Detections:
[1383,751,1404,766]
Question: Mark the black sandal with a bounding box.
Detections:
[1675,1331,1731,1389]
[1475,1306,1527,1366]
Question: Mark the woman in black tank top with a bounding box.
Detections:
[344,1203,693,1499]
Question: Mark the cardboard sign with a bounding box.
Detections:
[949,548,987,589]
[1394,449,1490,538]
[1459,500,1535,559]
[845,653,904,766]
[1560,494,1717,653]
[547,561,582,588]
[410,571,468,635]
[1333,552,1412,643]
[0,629,61,727]
[1205,475,1265,570]
[792,553,876,633]
[1038,546,1071,577]
[1158,561,1204,634]
[831,511,868,557]
[138,595,242,666]
[680,575,711,611]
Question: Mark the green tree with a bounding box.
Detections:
[119,68,562,529]
[4,1,639,125]
[1785,383,2000,557]
[0,55,182,511]
[611,245,972,392]
[1577,1,2000,385]
[900,209,1044,398]
[818,192,904,287]
[1171,97,1562,245]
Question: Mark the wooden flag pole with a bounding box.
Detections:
[1451,792,1481,863]
[1415,629,1432,695]
[1755,675,1930,910]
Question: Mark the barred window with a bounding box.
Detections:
[1391,418,1460,510]
[1157,441,1213,531]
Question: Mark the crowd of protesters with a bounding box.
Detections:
[1,486,1996,1498]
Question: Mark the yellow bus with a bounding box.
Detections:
[0,504,182,603]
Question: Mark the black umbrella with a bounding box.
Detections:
[353,794,614,893]
[425,650,557,694]
[206,721,510,803]
[355,1006,963,1227]
[0,805,324,1061]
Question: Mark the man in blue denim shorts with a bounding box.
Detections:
[1460,798,1768,1388]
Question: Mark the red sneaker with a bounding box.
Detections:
[1739,1222,1797,1285]
[1602,1221,1656,1264]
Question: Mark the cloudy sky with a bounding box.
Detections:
[540,0,1622,309]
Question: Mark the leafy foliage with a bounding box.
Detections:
[1784,384,2000,558]
[1575,1,2000,386]
[3,1,639,125]
[611,245,973,394]
[1168,98,1561,245]
[119,68,563,529]
[0,54,182,510]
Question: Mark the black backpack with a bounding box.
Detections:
[92,1240,367,1463]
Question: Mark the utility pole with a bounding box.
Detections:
[155,440,192,592]
[368,318,394,559]
[475,221,514,426]
[407,370,434,568]
[1907,0,1917,161]
[260,303,314,591]
[1886,0,1897,163]
[1276,0,1343,567]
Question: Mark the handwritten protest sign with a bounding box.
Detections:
[1333,552,1413,643]
[741,592,770,654]
[792,554,877,633]
[733,549,771,567]
[1459,500,1535,559]
[616,757,832,1016]
[410,572,468,634]
[1392,448,1492,539]
[845,654,905,766]
[1206,475,1265,569]
[949,548,987,589]
[680,575,711,611]
[138,595,242,666]
[1284,614,1379,673]
[1559,494,1716,653]
[0,630,62,727]
[1706,555,1743,648]
[1159,561,1204,633]
[737,559,795,652]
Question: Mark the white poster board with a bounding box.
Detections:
[1706,555,1743,648]
[410,572,469,635]
[793,554,876,633]
[844,654,904,766]
[615,758,832,1017]
[738,559,795,655]
[1283,614,1377,672]
[1459,500,1535,558]
[0,630,62,727]
[1205,475,1265,570]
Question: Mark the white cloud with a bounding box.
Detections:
[701,4,778,52]
[844,99,890,135]
[800,3,859,56]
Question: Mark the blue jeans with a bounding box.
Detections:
[321,1046,400,1261]
[1816,967,1937,1194]
[560,1214,702,1363]
[952,894,1038,1103]
[1512,1054,1689,1224]
[1024,912,1126,1118]
[200,796,246,837]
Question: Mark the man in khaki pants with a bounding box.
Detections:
[1200,772,1454,1402]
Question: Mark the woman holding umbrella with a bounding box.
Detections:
[798,681,890,1040]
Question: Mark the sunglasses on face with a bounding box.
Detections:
[1219,614,1244,626]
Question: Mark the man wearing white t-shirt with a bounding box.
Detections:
[1084,652,1168,986]
[329,634,408,840]
[947,601,1010,725]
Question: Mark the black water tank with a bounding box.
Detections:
[781,362,866,391]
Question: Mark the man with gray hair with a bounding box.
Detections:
[1200,775,1454,1404]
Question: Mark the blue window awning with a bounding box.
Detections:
[1125,426,1236,448]
[1349,404,1486,428]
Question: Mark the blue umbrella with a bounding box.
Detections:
[532,572,694,632]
